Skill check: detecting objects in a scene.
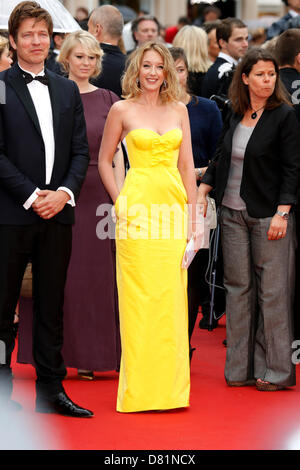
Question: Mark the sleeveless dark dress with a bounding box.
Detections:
[17,88,121,372]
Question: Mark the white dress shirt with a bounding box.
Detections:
[218,52,238,67]
[20,64,75,210]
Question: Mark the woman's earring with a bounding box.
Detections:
[163,80,167,88]
[136,78,140,87]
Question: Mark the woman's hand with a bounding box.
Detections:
[197,194,209,218]
[197,183,212,217]
[267,214,288,240]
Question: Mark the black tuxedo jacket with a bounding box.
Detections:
[0,63,89,225]
[91,43,126,98]
[279,67,300,122]
[202,104,300,218]
[202,57,234,99]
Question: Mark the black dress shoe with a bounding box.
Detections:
[35,391,93,417]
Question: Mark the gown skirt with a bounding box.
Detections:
[115,128,190,413]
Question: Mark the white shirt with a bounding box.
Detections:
[20,64,75,210]
[289,9,299,18]
[122,21,135,52]
[218,52,238,67]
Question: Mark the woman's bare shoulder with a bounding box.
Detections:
[169,100,188,115]
[110,100,128,112]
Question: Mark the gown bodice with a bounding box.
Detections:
[125,128,182,169]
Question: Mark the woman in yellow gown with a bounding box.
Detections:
[99,42,198,413]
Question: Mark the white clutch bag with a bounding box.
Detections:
[206,197,217,230]
[181,237,196,269]
[181,196,217,269]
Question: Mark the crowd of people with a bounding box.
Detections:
[1,0,300,417]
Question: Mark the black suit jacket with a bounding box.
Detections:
[0,63,89,225]
[279,67,300,122]
[91,43,126,98]
[202,57,234,99]
[202,104,300,218]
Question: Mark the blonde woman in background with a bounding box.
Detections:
[58,30,123,379]
[173,25,211,97]
[0,36,13,71]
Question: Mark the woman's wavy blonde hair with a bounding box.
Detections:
[0,35,9,57]
[58,30,103,79]
[122,41,181,103]
[173,25,211,73]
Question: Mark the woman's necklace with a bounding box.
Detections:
[250,105,265,119]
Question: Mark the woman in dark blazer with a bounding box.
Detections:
[198,47,300,391]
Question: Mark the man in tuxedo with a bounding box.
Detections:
[88,5,126,98]
[0,1,92,417]
[202,18,248,99]
[267,0,300,40]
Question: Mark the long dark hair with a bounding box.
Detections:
[228,47,291,115]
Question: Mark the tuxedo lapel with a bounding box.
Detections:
[8,64,42,137]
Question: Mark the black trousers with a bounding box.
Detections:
[0,220,72,397]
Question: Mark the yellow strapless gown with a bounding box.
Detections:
[115,128,190,413]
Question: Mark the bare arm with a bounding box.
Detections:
[113,146,125,192]
[177,104,198,235]
[98,102,124,204]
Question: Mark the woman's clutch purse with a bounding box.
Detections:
[181,196,217,269]
[206,197,217,230]
[181,237,196,269]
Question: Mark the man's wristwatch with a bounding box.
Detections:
[276,210,289,220]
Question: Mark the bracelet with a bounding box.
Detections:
[196,168,203,178]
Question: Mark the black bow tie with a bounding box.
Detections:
[22,70,49,86]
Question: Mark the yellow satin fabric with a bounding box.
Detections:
[115,128,190,413]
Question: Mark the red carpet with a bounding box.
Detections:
[9,315,300,450]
